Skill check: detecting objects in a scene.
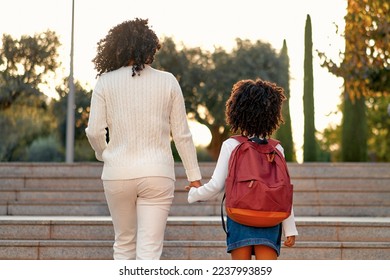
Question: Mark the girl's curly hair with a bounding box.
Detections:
[225,78,286,138]
[92,18,161,77]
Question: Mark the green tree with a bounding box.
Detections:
[155,38,287,160]
[318,122,342,162]
[0,31,60,109]
[26,136,63,162]
[275,40,295,161]
[203,39,287,159]
[52,80,95,161]
[318,0,389,161]
[0,31,60,161]
[154,37,209,117]
[342,93,367,161]
[303,14,317,162]
[367,94,390,161]
[0,96,55,161]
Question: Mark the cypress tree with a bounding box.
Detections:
[276,39,295,161]
[342,93,367,161]
[303,14,317,161]
[341,0,368,162]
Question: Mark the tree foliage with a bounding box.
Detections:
[0,31,60,109]
[0,31,94,161]
[318,0,389,161]
[155,38,288,160]
[52,79,95,161]
[0,97,55,161]
[1,31,291,162]
[274,40,295,161]
[366,94,390,161]
[0,31,61,161]
[319,0,389,99]
[319,93,390,162]
[303,14,317,162]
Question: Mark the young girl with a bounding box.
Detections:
[186,78,298,260]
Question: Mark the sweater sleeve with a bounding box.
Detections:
[85,77,108,162]
[169,75,201,182]
[188,139,238,203]
[276,144,299,237]
[282,207,299,237]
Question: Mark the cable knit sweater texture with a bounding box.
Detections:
[85,65,201,182]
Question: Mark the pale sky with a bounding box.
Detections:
[1,0,347,162]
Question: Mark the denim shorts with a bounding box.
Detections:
[226,217,282,256]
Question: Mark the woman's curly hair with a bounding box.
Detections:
[92,18,161,77]
[225,78,286,138]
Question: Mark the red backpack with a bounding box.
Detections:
[222,135,293,232]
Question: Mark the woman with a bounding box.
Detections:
[86,18,201,260]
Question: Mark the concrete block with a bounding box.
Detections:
[0,241,39,260]
[161,243,191,260]
[170,204,217,216]
[16,191,105,202]
[317,206,390,217]
[165,223,225,242]
[0,204,7,215]
[339,226,390,242]
[163,241,228,260]
[0,191,17,201]
[189,243,229,260]
[316,178,390,191]
[25,178,103,190]
[279,242,342,260]
[294,206,321,216]
[318,192,390,206]
[7,202,110,216]
[51,224,113,240]
[295,225,339,242]
[38,241,113,260]
[0,223,50,240]
[287,163,390,179]
[341,242,390,260]
[0,178,24,188]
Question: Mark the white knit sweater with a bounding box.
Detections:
[85,65,201,182]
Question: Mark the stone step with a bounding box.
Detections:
[1,162,389,178]
[1,201,110,216]
[1,162,390,217]
[2,199,390,217]
[1,216,389,242]
[0,216,389,260]
[1,239,390,260]
[5,184,389,206]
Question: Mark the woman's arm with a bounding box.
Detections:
[85,78,108,161]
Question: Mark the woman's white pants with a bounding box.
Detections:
[103,177,175,260]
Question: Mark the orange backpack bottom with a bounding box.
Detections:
[226,207,290,227]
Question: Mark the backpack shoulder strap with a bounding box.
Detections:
[221,193,227,234]
[268,138,291,178]
[230,135,248,143]
[267,138,280,147]
[232,135,281,147]
[268,138,284,158]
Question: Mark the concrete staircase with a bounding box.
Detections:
[0,162,389,259]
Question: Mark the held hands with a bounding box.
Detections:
[284,235,296,247]
[184,180,201,191]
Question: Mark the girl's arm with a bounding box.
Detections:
[282,207,299,237]
[187,139,239,203]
